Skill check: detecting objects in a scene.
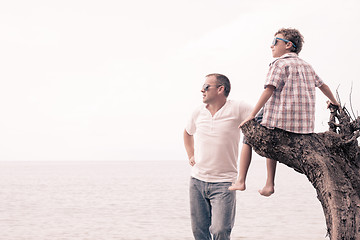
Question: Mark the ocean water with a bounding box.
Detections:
[0,159,327,240]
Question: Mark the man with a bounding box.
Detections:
[184,73,252,240]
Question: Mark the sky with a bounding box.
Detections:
[1,0,360,161]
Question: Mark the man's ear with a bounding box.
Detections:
[217,85,225,95]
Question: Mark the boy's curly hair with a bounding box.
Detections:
[275,28,304,54]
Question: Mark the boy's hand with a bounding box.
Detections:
[327,100,340,109]
[239,115,255,128]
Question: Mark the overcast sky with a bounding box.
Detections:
[1,0,359,161]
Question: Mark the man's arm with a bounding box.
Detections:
[240,85,275,127]
[319,83,340,106]
[183,130,195,166]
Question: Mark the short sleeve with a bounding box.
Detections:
[185,106,201,135]
[314,72,324,88]
[265,61,284,89]
[230,100,253,124]
[238,101,253,123]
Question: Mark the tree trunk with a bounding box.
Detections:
[240,107,360,239]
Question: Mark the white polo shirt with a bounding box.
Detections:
[186,100,252,182]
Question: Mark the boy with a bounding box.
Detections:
[229,28,339,196]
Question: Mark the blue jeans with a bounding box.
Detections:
[189,177,236,240]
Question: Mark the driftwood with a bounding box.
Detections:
[241,104,360,240]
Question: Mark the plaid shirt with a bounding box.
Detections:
[261,53,324,134]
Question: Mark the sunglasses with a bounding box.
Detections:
[202,84,222,91]
[272,37,297,48]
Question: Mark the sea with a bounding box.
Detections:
[0,159,328,240]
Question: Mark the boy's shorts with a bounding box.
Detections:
[243,108,263,145]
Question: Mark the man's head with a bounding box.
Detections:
[271,28,304,57]
[201,73,231,104]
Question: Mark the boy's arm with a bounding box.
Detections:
[319,84,340,106]
[240,85,275,127]
[184,130,195,166]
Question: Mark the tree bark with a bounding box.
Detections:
[240,109,360,239]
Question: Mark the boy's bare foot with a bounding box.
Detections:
[228,182,246,191]
[258,185,274,197]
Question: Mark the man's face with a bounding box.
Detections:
[271,34,290,58]
[201,76,220,104]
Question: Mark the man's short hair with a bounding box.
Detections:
[206,73,231,97]
[275,28,304,54]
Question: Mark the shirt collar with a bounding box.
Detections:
[279,52,298,59]
[269,52,298,66]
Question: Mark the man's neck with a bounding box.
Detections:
[206,98,227,116]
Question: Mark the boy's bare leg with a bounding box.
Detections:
[229,144,252,191]
[258,158,276,196]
